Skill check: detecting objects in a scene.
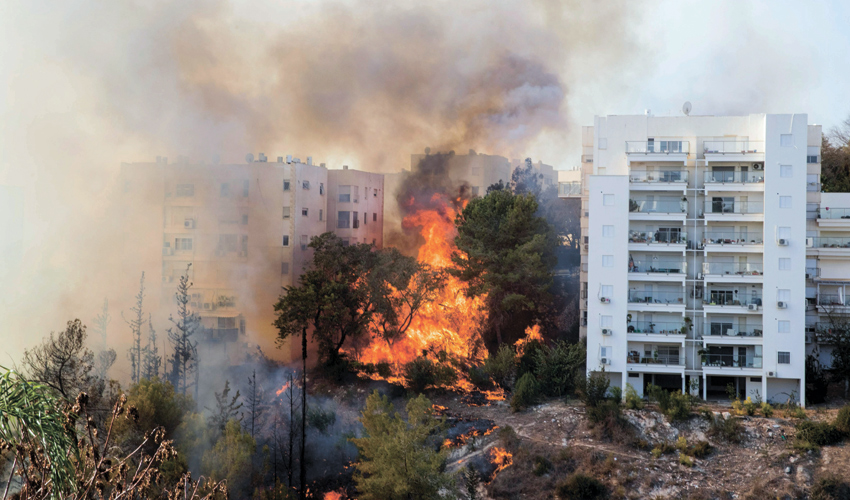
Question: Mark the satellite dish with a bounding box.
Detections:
[683,102,692,116]
[245,153,254,163]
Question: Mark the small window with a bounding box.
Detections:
[300,235,309,249]
[628,373,640,378]
[778,351,790,364]
[282,207,290,219]
[319,209,323,221]
[302,207,309,217]
[373,213,377,222]
[603,194,614,206]
[242,214,248,225]
[176,184,195,197]
[600,346,612,358]
[281,262,290,275]
[807,155,819,164]
[353,211,360,229]
[283,180,291,191]
[338,185,351,203]
[778,289,790,302]
[319,183,324,195]
[363,212,367,225]
[780,134,793,147]
[779,258,791,270]
[374,188,378,197]
[602,255,613,267]
[601,285,613,297]
[221,183,230,197]
[779,196,792,209]
[302,181,310,190]
[337,211,350,229]
[243,180,249,197]
[602,225,614,238]
[778,320,790,333]
[598,138,608,150]
[750,377,762,383]
[282,235,290,247]
[175,238,193,251]
[472,186,480,196]
[372,238,377,245]
[780,165,792,178]
[601,315,612,327]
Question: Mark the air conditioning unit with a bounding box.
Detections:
[753,163,763,170]
[777,301,787,309]
[602,328,612,335]
[600,297,611,303]
[184,219,195,229]
[778,238,788,246]
[806,237,814,248]
[697,273,704,280]
[600,358,610,365]
[748,304,758,311]
[767,371,774,377]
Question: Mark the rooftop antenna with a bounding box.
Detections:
[682,101,692,116]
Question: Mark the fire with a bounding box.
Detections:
[354,192,488,383]
[490,447,513,474]
[323,491,344,500]
[276,381,291,396]
[514,324,543,355]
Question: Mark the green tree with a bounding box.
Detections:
[117,377,193,447]
[351,391,450,500]
[207,379,243,433]
[818,308,850,396]
[451,188,558,348]
[202,419,256,497]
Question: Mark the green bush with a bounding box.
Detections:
[511,372,540,412]
[651,441,675,458]
[532,455,552,476]
[647,384,671,412]
[467,365,492,389]
[810,473,850,500]
[796,421,844,447]
[402,357,437,393]
[678,454,694,467]
[579,372,610,408]
[484,344,517,390]
[534,340,586,397]
[516,339,545,380]
[690,440,713,459]
[307,406,336,434]
[624,383,643,410]
[647,385,692,421]
[708,415,744,444]
[555,473,607,500]
[760,402,774,418]
[375,362,393,379]
[835,405,850,435]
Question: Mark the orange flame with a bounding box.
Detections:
[514,324,543,356]
[490,447,513,474]
[276,381,291,396]
[323,491,344,500]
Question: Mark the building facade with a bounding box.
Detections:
[120,155,383,364]
[565,113,817,405]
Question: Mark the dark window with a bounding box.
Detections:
[283,180,290,191]
[302,207,309,217]
[353,211,359,229]
[807,155,819,163]
[300,235,308,250]
[373,213,377,222]
[319,183,324,195]
[778,352,790,364]
[338,185,351,203]
[282,235,290,247]
[319,209,323,221]
[364,212,367,225]
[337,211,350,228]
[302,181,310,190]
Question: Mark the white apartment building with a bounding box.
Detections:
[566,113,816,405]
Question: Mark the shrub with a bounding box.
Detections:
[307,406,336,434]
[534,340,585,397]
[760,402,774,418]
[497,425,521,452]
[467,365,492,389]
[835,405,850,435]
[810,473,850,500]
[484,344,517,390]
[402,357,437,393]
[690,440,713,459]
[679,454,694,467]
[708,415,744,444]
[516,339,544,380]
[624,383,643,410]
[675,436,688,452]
[647,384,671,413]
[555,473,607,500]
[579,371,610,408]
[648,385,692,421]
[375,362,393,379]
[651,441,675,458]
[532,455,552,476]
[511,373,540,412]
[796,421,843,447]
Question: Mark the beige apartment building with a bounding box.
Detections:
[120,155,383,363]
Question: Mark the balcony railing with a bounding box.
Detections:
[629,230,687,244]
[703,232,763,245]
[702,262,763,276]
[628,321,686,335]
[628,290,685,304]
[812,237,850,248]
[703,293,762,307]
[808,182,821,192]
[629,260,687,274]
[705,325,763,338]
[806,267,821,278]
[629,171,688,183]
[627,354,686,366]
[630,199,687,213]
[703,141,764,154]
[704,171,765,184]
[702,354,762,369]
[626,141,689,154]
[819,208,850,219]
[558,181,582,196]
[703,201,764,215]
[818,294,845,306]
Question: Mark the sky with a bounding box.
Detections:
[1,0,849,359]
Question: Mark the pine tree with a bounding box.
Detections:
[123,273,146,384]
[167,264,199,396]
[207,380,243,433]
[142,315,162,380]
[92,298,110,350]
[245,369,268,440]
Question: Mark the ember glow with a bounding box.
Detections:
[276,381,291,396]
[323,491,344,500]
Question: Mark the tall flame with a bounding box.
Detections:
[490,447,513,474]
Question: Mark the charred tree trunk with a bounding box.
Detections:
[300,327,307,500]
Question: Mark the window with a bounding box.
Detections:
[281,262,290,275]
[353,211,360,229]
[373,213,377,222]
[602,225,614,238]
[472,186,480,196]
[300,235,308,250]
[176,184,194,197]
[174,238,192,251]
[243,180,249,197]
[372,238,377,245]
[778,289,790,302]
[337,211,350,228]
[283,180,291,191]
[319,183,324,195]
[603,194,614,206]
[750,377,762,383]
[363,212,367,225]
[220,183,230,197]
[242,214,248,225]
[282,207,290,219]
[338,185,351,203]
[341,238,350,247]
[780,134,793,147]
[601,285,613,298]
[778,351,790,364]
[601,315,612,327]
[219,234,237,253]
[302,207,309,217]
[598,138,608,150]
[780,165,792,178]
[319,209,323,221]
[282,235,290,247]
[779,258,791,270]
[807,155,819,164]
[778,320,790,333]
[779,196,792,209]
[302,181,310,190]
[602,255,613,267]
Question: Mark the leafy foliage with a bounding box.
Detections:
[483,344,517,390]
[21,319,94,400]
[533,340,585,398]
[510,372,540,412]
[402,354,458,393]
[351,391,449,500]
[207,379,243,433]
[202,419,256,497]
[578,371,610,409]
[554,473,607,500]
[624,383,643,410]
[796,420,844,447]
[821,127,850,193]
[117,377,193,443]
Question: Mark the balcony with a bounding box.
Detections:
[703,325,763,344]
[629,171,688,191]
[818,294,845,307]
[702,200,764,222]
[628,258,687,282]
[703,141,765,162]
[703,231,764,253]
[626,353,686,373]
[703,171,765,192]
[703,294,762,315]
[806,267,821,279]
[558,181,582,198]
[628,230,687,252]
[817,208,850,230]
[629,198,687,221]
[626,141,689,155]
[810,237,850,255]
[628,290,686,312]
[701,354,763,370]
[702,262,763,283]
[628,321,687,336]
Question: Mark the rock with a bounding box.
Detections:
[722,412,732,419]
[785,466,792,474]
[789,457,796,463]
